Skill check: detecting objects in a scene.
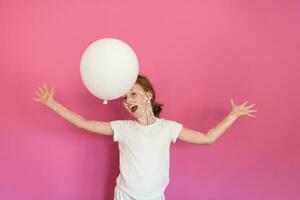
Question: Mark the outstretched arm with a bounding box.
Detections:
[33,83,113,136]
[33,84,86,128]
[49,101,113,135]
[205,110,239,144]
[178,127,213,145]
[178,99,257,145]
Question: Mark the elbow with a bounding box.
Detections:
[207,140,214,145]
[78,119,87,130]
[195,136,215,145]
[193,132,215,145]
[206,136,215,145]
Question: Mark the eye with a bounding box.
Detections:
[122,96,127,101]
[131,92,136,96]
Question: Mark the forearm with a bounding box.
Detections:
[48,100,86,128]
[207,111,239,143]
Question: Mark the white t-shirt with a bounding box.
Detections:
[110,117,183,200]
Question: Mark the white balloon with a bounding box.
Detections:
[80,38,139,103]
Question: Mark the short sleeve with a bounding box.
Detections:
[166,120,183,143]
[110,120,126,142]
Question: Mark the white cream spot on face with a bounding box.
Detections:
[121,85,153,118]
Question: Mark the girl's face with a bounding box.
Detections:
[121,83,153,118]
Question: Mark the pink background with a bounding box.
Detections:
[0,0,299,199]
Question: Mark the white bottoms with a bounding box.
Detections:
[114,185,165,200]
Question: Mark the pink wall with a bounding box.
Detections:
[0,0,299,199]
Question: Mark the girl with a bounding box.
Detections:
[33,74,257,200]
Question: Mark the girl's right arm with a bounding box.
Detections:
[33,84,113,136]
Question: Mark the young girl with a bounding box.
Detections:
[33,74,257,200]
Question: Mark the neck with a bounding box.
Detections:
[135,112,157,125]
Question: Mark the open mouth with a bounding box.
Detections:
[130,105,138,113]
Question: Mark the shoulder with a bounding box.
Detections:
[159,118,183,143]
[110,119,135,142]
[110,119,135,129]
[160,118,183,126]
[159,118,183,132]
[110,119,134,126]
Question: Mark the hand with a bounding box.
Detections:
[230,98,257,118]
[33,83,55,106]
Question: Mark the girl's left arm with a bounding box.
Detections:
[178,99,257,145]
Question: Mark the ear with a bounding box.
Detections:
[146,91,152,100]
